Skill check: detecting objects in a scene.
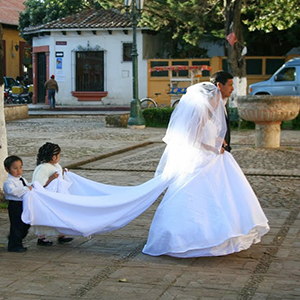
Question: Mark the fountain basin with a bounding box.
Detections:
[237,95,300,148]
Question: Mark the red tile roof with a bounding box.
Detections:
[24,8,134,33]
[0,0,25,26]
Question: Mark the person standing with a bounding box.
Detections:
[44,75,58,109]
[3,156,32,252]
[142,82,269,257]
[31,142,73,246]
[210,71,234,152]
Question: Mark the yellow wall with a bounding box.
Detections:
[2,28,26,78]
[147,58,212,106]
[147,56,300,106]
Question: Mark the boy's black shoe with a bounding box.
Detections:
[37,238,53,246]
[57,237,73,244]
[8,246,27,253]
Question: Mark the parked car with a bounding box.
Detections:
[249,57,300,96]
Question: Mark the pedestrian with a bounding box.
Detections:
[31,142,73,246]
[210,71,234,152]
[142,82,269,257]
[44,75,58,109]
[3,155,32,252]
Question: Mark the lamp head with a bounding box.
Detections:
[124,0,144,10]
[124,0,131,7]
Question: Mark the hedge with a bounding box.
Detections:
[142,107,256,129]
[142,107,174,127]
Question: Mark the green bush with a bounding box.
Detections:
[0,189,7,209]
[228,107,255,130]
[239,119,255,130]
[142,106,257,129]
[292,112,300,129]
[142,107,174,127]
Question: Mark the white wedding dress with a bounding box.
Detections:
[142,151,269,257]
[22,83,269,258]
[22,172,170,237]
[142,83,269,257]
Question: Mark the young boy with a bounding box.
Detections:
[3,155,32,252]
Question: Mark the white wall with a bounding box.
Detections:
[0,84,8,189]
[33,29,148,106]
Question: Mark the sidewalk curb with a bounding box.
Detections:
[65,141,153,169]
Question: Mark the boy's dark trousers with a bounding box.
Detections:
[8,200,30,251]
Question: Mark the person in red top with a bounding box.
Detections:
[44,75,59,109]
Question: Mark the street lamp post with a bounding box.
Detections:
[124,0,145,129]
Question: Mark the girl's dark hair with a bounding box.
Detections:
[36,142,61,165]
[4,155,23,170]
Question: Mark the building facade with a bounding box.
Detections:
[0,0,31,81]
[24,8,159,106]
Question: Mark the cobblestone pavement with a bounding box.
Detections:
[0,116,299,300]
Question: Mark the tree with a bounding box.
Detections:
[141,0,223,58]
[19,0,300,94]
[142,0,300,94]
[243,0,300,32]
[0,24,8,190]
[19,0,100,39]
[225,0,247,95]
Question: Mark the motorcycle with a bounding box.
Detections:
[4,88,12,104]
[4,76,33,104]
[10,84,31,104]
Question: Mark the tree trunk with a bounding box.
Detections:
[0,24,8,190]
[225,0,247,97]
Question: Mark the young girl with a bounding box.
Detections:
[31,142,73,246]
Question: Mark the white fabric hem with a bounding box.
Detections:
[143,224,270,258]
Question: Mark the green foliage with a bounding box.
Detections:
[142,106,256,129]
[243,0,300,32]
[19,0,300,57]
[239,119,255,130]
[142,107,174,127]
[141,0,224,57]
[228,107,255,129]
[0,189,6,207]
[0,203,8,209]
[292,112,300,129]
[141,0,300,58]
[19,0,99,39]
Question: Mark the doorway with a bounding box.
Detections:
[37,53,46,103]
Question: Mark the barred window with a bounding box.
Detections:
[76,51,104,91]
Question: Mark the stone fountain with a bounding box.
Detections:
[237,95,300,148]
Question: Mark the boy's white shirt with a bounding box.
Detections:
[3,174,30,201]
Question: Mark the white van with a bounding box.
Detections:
[249,57,300,95]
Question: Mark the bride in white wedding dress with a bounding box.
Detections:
[142,82,269,257]
[22,82,269,258]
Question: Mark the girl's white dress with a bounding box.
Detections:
[22,83,269,257]
[30,162,71,236]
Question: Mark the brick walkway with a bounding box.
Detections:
[0,115,299,300]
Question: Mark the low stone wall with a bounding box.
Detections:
[105,113,129,127]
[4,104,29,121]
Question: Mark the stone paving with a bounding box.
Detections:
[0,115,299,300]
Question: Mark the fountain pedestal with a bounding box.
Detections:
[237,95,300,148]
